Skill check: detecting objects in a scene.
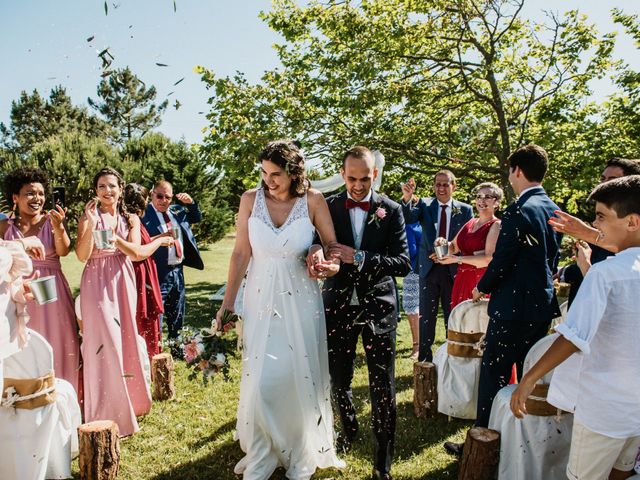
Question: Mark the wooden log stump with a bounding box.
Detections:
[152,352,175,401]
[78,420,120,480]
[458,427,500,480]
[413,361,437,418]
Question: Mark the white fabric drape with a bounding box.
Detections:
[433,299,489,419]
[489,333,573,480]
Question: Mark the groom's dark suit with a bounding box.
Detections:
[321,190,411,476]
[475,186,562,426]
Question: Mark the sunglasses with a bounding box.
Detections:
[475,194,497,200]
[154,193,173,200]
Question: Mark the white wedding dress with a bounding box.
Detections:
[234,189,344,480]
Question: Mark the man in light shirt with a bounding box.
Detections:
[143,180,203,353]
[511,175,640,480]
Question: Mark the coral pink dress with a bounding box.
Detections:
[80,213,151,437]
[4,218,81,395]
[450,218,499,308]
[132,225,164,362]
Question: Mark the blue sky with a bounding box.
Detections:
[1,0,638,145]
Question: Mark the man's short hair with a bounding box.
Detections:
[588,175,640,218]
[508,144,548,183]
[341,146,374,167]
[434,169,456,185]
[153,180,172,191]
[606,157,640,176]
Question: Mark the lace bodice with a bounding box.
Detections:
[250,188,309,235]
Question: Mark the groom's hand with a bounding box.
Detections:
[329,243,356,264]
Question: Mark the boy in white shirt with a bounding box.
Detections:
[510,175,640,480]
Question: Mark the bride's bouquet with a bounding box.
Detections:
[179,310,238,384]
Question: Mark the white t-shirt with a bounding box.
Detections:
[548,247,640,438]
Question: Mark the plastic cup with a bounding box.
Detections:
[434,240,449,260]
[29,275,58,305]
[92,229,113,249]
[171,225,181,239]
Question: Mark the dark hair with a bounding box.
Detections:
[588,175,640,218]
[258,140,307,197]
[605,157,640,176]
[124,183,149,216]
[508,144,548,182]
[4,167,50,209]
[92,167,130,222]
[341,145,374,168]
[434,169,456,185]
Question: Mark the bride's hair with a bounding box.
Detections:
[258,140,308,197]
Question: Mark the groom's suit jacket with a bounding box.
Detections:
[321,191,412,334]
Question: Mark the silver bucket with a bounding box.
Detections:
[433,240,449,260]
[30,275,58,305]
[171,225,181,239]
[92,229,113,249]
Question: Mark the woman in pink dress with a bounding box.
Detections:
[75,167,151,437]
[434,182,503,308]
[1,167,81,395]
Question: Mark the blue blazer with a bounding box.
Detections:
[142,202,204,282]
[477,186,562,324]
[402,197,473,279]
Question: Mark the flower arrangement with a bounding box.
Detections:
[368,206,387,226]
[178,310,238,384]
[451,206,462,216]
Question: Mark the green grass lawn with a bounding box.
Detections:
[61,236,469,479]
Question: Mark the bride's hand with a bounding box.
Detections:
[215,304,234,331]
[313,259,340,278]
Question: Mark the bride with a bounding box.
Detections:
[216,140,345,479]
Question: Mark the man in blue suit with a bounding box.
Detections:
[470,144,562,429]
[401,171,473,362]
[143,180,204,350]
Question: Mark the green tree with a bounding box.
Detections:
[0,86,110,156]
[199,0,616,201]
[88,67,168,145]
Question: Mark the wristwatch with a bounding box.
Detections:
[353,250,365,268]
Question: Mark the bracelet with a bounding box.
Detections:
[458,256,462,265]
[594,230,603,245]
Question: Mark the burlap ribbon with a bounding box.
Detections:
[1,371,56,409]
[525,383,558,417]
[447,330,485,358]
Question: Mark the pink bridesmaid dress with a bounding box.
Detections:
[80,213,152,437]
[4,217,81,394]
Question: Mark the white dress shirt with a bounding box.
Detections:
[347,190,372,248]
[152,204,184,265]
[548,247,640,438]
[436,199,453,240]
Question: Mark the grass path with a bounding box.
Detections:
[61,237,469,479]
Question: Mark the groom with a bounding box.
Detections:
[307,146,411,480]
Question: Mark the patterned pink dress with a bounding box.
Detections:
[4,217,81,394]
[80,213,151,437]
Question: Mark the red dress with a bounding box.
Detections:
[133,225,164,361]
[450,218,499,309]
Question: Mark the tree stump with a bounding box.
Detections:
[152,352,175,401]
[413,361,437,418]
[78,420,120,480]
[458,427,500,480]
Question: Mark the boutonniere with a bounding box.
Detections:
[451,206,461,216]
[368,206,387,226]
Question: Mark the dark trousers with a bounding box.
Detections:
[418,264,453,362]
[475,317,550,427]
[159,266,185,339]
[327,310,396,474]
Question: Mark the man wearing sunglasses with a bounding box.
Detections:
[143,180,204,355]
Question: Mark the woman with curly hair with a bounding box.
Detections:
[76,167,151,437]
[1,167,81,394]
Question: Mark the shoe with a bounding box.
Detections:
[444,441,464,457]
[335,433,353,454]
[371,469,393,480]
[408,342,419,360]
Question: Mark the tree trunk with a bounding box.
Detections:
[458,427,500,480]
[78,420,120,480]
[152,352,175,401]
[413,361,437,418]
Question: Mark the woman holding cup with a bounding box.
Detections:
[1,167,81,395]
[432,182,503,308]
[76,167,151,437]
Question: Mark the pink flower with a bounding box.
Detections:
[183,340,204,363]
[222,321,235,334]
[375,207,387,219]
[197,359,210,371]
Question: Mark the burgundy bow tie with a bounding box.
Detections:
[345,198,370,211]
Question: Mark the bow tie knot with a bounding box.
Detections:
[345,198,370,211]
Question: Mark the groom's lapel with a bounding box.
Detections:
[336,191,356,248]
